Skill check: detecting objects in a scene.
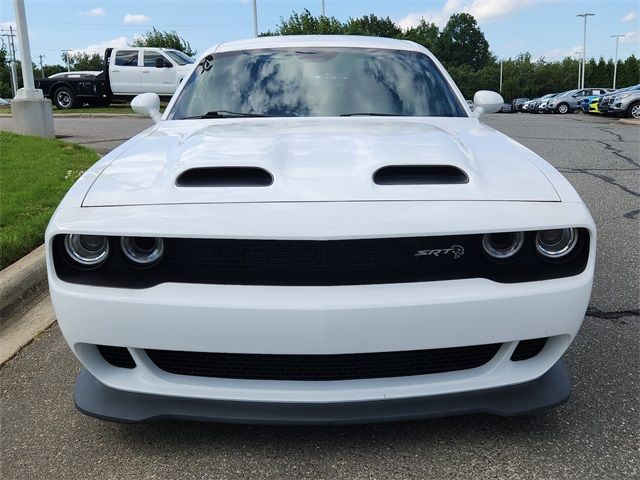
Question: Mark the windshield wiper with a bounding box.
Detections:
[180,110,270,119]
[339,112,408,117]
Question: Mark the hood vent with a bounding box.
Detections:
[374,165,468,185]
[176,167,273,187]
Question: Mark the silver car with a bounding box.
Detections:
[608,86,640,118]
[546,88,611,114]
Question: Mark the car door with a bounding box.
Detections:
[109,49,142,94]
[141,50,175,95]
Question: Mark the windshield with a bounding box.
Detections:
[165,50,194,65]
[169,47,465,119]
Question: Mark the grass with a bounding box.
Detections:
[0,131,100,269]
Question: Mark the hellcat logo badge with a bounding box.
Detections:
[415,245,465,259]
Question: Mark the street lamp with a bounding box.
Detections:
[573,51,583,89]
[576,13,595,89]
[610,34,626,89]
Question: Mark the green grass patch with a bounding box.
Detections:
[0,131,100,269]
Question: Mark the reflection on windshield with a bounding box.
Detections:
[169,48,465,119]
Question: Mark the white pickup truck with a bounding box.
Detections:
[35,47,194,109]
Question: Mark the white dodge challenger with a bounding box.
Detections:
[46,35,595,424]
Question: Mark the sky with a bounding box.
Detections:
[1,0,638,65]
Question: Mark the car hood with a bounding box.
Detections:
[82,117,560,206]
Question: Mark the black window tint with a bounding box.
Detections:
[144,52,165,67]
[115,50,139,66]
[170,47,465,119]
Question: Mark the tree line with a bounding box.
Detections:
[1,11,638,100]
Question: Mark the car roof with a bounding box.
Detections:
[205,35,424,57]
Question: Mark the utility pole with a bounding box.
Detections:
[10,0,55,138]
[252,0,258,37]
[62,49,72,71]
[576,13,594,89]
[38,53,45,78]
[499,60,503,93]
[1,25,19,96]
[610,34,625,89]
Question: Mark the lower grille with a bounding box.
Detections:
[510,338,548,361]
[98,345,136,368]
[145,343,502,381]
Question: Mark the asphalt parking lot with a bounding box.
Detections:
[1,113,638,479]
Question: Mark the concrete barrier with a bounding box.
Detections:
[0,245,47,318]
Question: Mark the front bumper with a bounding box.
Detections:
[47,201,595,418]
[75,360,571,424]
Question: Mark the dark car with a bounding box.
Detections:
[511,98,529,112]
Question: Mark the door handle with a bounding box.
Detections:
[112,69,120,72]
[142,70,150,73]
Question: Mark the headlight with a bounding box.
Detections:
[482,232,524,259]
[617,93,631,100]
[121,237,164,266]
[536,228,578,258]
[64,234,109,267]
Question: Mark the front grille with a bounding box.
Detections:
[510,338,548,361]
[98,345,136,368]
[52,230,591,288]
[145,343,502,381]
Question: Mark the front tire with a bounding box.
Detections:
[556,103,569,114]
[52,86,78,110]
[627,101,640,119]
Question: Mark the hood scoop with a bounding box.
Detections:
[176,167,273,187]
[373,165,468,185]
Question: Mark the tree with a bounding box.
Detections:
[403,20,439,52]
[436,13,492,69]
[262,9,344,35]
[344,14,402,38]
[61,52,104,71]
[131,28,196,57]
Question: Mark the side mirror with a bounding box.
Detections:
[131,93,162,123]
[472,90,504,117]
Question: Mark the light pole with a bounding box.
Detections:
[573,50,583,89]
[610,34,625,89]
[63,49,73,71]
[576,13,594,89]
[252,0,258,37]
[499,60,503,93]
[321,0,325,16]
[38,53,45,78]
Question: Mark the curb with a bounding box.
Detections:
[0,113,145,119]
[619,118,640,125]
[0,245,47,318]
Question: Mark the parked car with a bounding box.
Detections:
[521,98,536,112]
[536,93,561,113]
[35,47,194,109]
[546,88,611,114]
[587,97,602,114]
[511,97,529,112]
[607,85,640,118]
[499,103,514,113]
[46,35,595,424]
[527,94,554,113]
[598,85,638,115]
